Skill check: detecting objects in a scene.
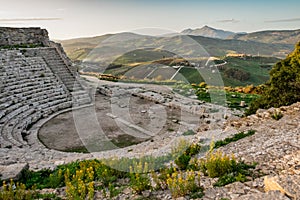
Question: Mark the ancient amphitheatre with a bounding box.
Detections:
[0,27,299,199]
[0,27,230,168]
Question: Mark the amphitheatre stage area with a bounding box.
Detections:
[39,77,229,154]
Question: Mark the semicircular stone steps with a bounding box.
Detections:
[0,48,90,149]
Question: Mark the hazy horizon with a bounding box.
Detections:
[0,0,300,40]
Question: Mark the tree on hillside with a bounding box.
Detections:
[246,41,300,115]
[224,68,250,82]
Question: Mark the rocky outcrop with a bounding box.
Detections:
[215,102,300,199]
[0,163,29,181]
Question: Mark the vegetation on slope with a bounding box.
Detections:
[246,41,300,115]
[1,130,259,199]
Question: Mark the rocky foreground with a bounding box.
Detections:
[107,102,300,200]
[21,102,300,200]
[95,102,300,200]
[1,101,299,199]
[214,102,300,200]
[1,100,299,199]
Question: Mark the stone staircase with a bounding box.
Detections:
[24,47,91,106]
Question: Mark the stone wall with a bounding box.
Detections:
[0,27,50,47]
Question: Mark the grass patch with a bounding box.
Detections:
[190,147,257,187]
[271,111,283,120]
[213,161,257,187]
[214,130,256,149]
[111,134,146,148]
[173,83,260,110]
[182,130,196,136]
[63,146,89,153]
[225,91,260,109]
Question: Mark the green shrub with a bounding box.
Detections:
[129,161,151,194]
[64,166,95,200]
[185,143,202,156]
[152,165,176,190]
[183,130,196,136]
[48,169,64,188]
[199,150,236,178]
[247,42,300,115]
[0,180,37,200]
[166,170,200,198]
[214,130,255,148]
[171,139,191,159]
[174,143,202,170]
[175,153,191,170]
[129,173,151,194]
[213,173,247,187]
[194,148,256,186]
[271,111,283,120]
[20,169,53,189]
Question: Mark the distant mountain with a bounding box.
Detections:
[181,26,235,39]
[229,29,300,45]
[60,32,293,63]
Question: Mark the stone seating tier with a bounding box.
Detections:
[0,48,90,148]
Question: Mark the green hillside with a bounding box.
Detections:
[170,56,279,87]
[189,36,292,57]
[60,33,293,63]
[59,31,297,87]
[229,29,300,45]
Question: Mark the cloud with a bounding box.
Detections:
[265,18,300,23]
[0,18,62,22]
[56,8,66,12]
[216,19,240,23]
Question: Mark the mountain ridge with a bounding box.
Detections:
[181,25,235,39]
[60,31,293,62]
[229,28,300,44]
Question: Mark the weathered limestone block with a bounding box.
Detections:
[0,163,29,181]
[264,175,300,199]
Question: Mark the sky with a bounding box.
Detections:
[0,0,300,39]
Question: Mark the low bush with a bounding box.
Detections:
[129,161,152,194]
[0,180,37,200]
[214,130,256,149]
[166,170,202,198]
[182,130,196,136]
[175,153,191,170]
[175,143,202,170]
[64,166,95,200]
[271,111,283,120]
[199,150,235,178]
[190,142,257,187]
